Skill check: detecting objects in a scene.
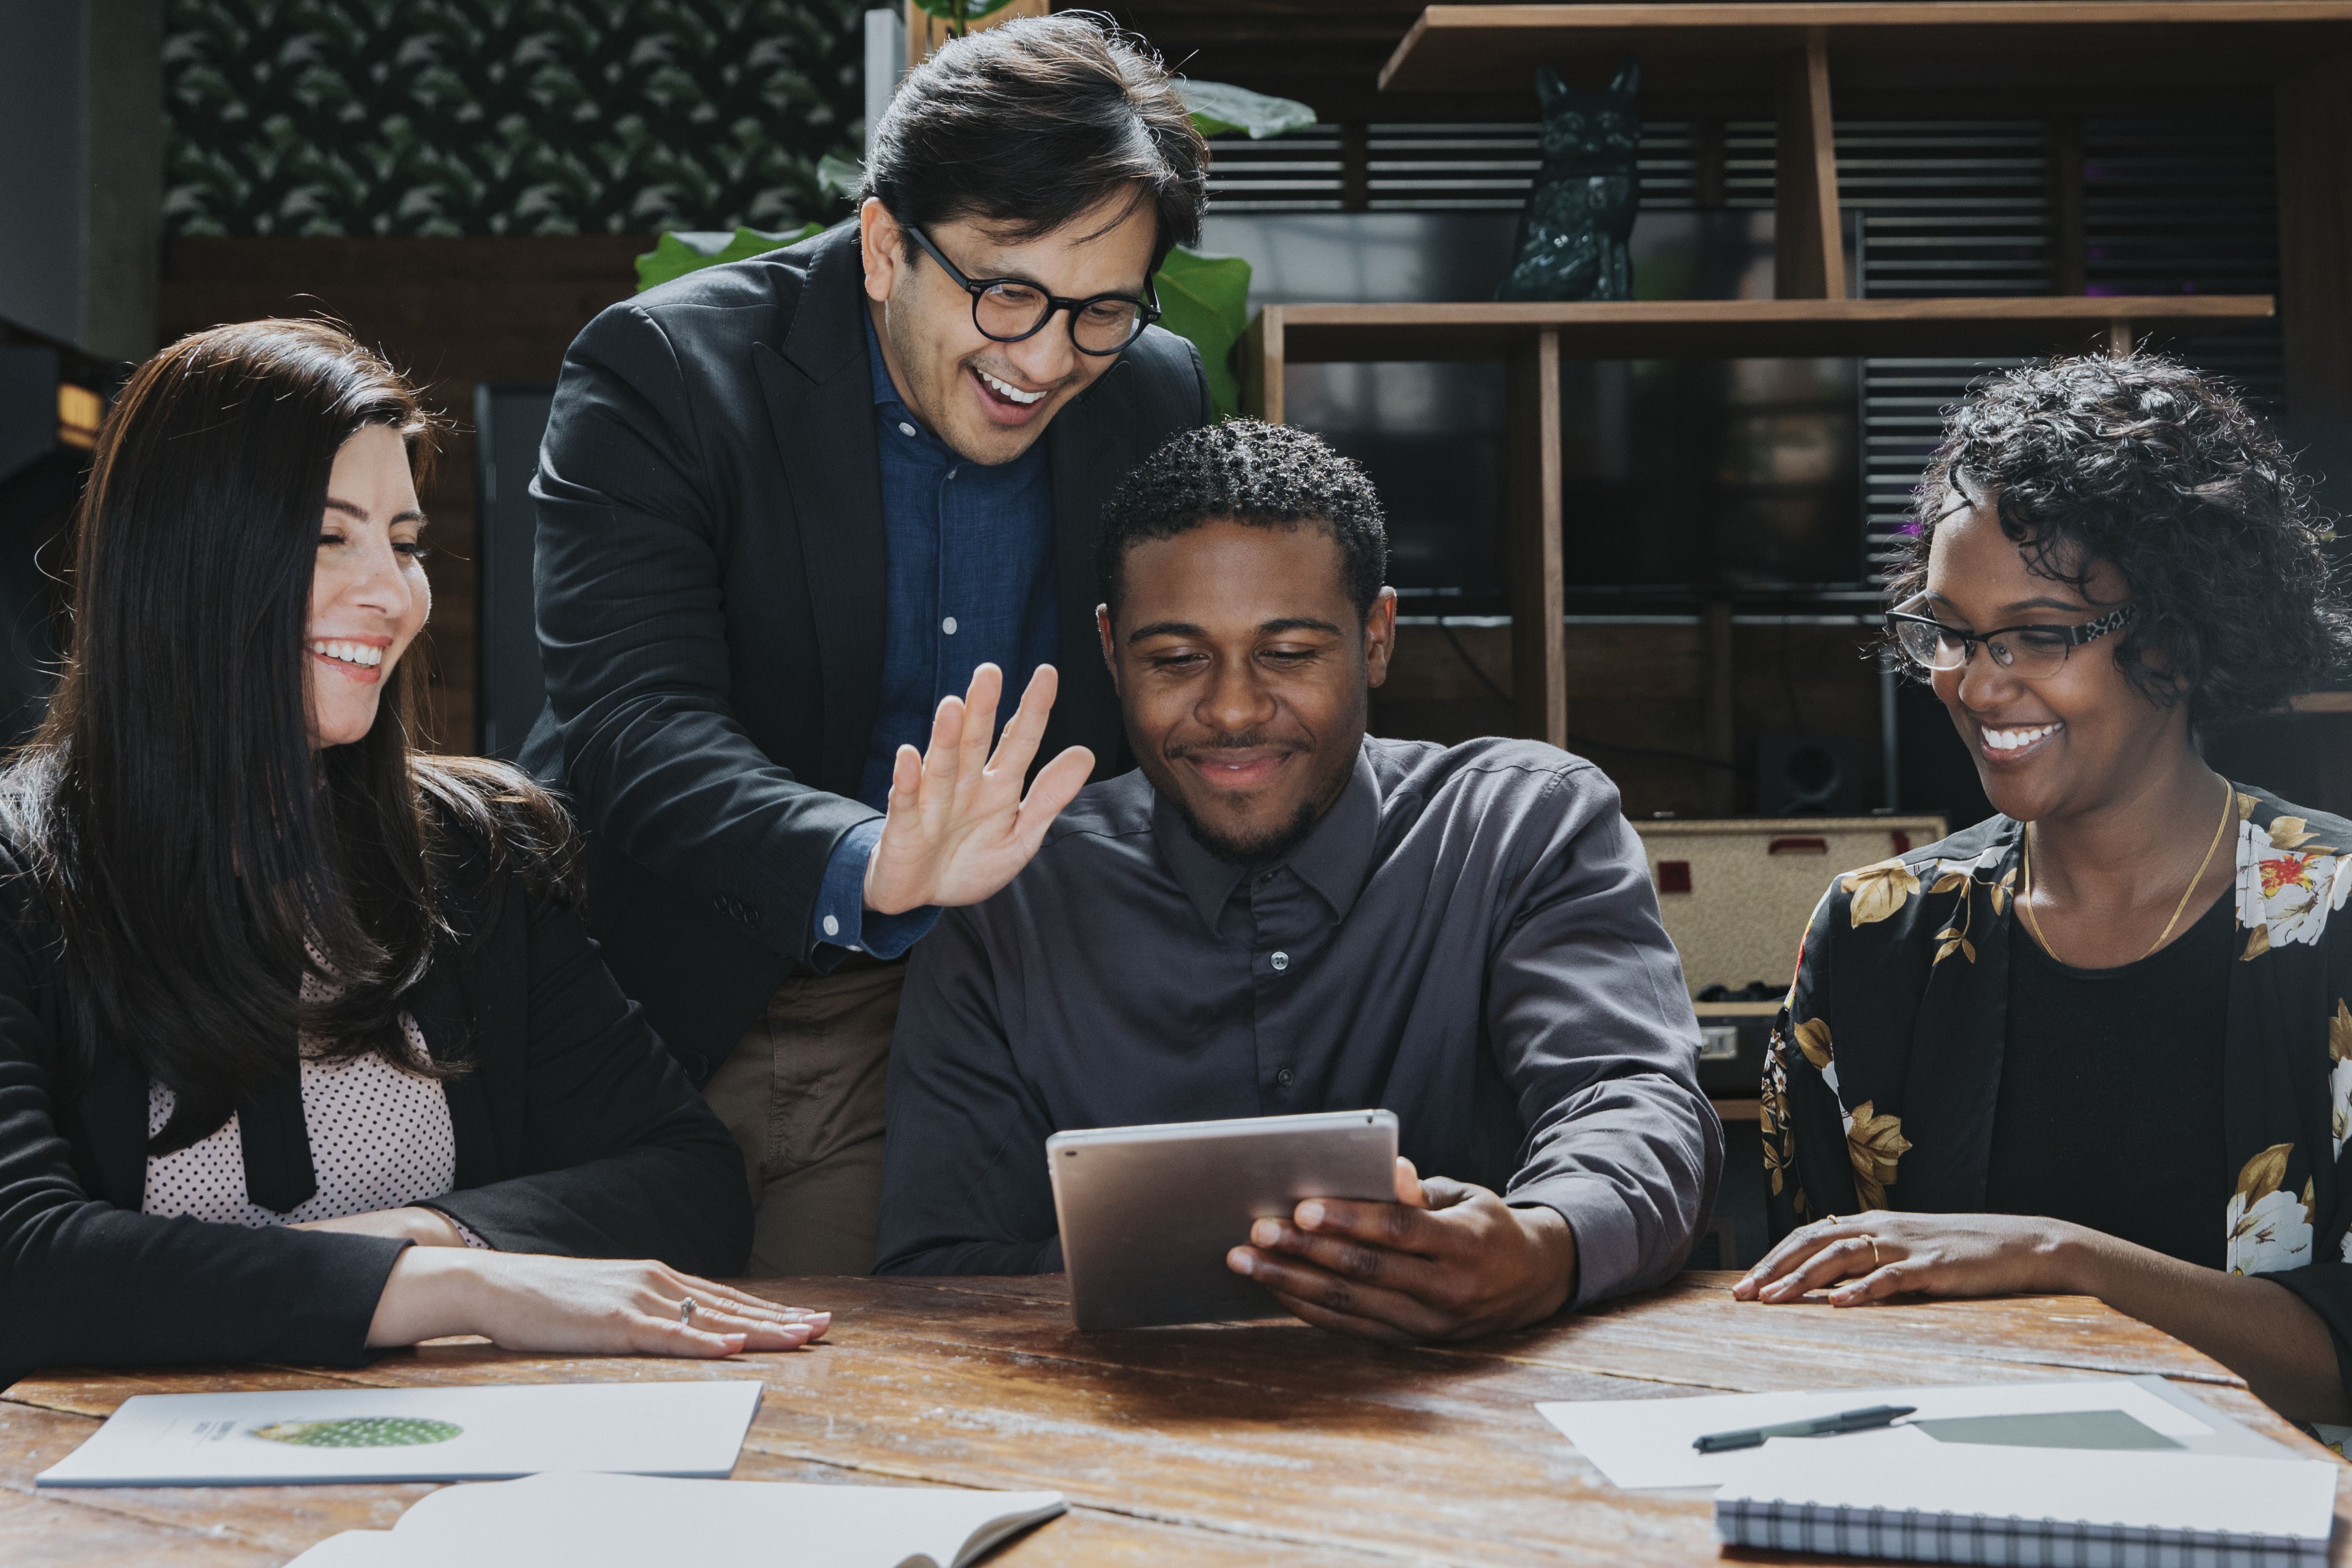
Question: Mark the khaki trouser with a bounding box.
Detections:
[701,958,901,1276]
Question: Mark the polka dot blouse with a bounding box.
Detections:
[141,1004,491,1248]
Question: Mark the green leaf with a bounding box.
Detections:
[635,224,826,294]
[907,0,1022,26]
[1151,245,1254,419]
[816,153,864,203]
[1178,80,1317,140]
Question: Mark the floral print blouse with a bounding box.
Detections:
[1764,784,2352,1417]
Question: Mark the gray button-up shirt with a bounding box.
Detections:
[877,736,1722,1308]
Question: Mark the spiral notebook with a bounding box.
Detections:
[1713,1424,2338,1566]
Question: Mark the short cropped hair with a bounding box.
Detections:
[1097,420,1388,622]
[1892,353,2351,731]
[863,13,1206,269]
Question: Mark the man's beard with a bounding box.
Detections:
[1168,788,1324,868]
[1159,730,1327,867]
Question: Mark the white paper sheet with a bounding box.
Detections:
[283,1472,1072,1568]
[1715,1423,2336,1540]
[1535,1375,2289,1490]
[35,1381,764,1487]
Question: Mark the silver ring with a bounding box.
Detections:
[679,1296,698,1326]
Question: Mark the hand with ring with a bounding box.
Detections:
[1733,1210,2088,1307]
[365,1252,833,1357]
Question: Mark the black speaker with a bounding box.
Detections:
[1755,733,1868,816]
[1889,677,1994,829]
[473,383,557,759]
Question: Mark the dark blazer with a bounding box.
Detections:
[522,222,1211,1083]
[0,801,750,1388]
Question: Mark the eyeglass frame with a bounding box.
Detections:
[1885,595,2140,675]
[899,220,1161,357]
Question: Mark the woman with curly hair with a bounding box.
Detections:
[0,320,827,1384]
[1738,353,2352,1429]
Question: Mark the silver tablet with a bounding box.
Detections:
[1046,1109,1400,1331]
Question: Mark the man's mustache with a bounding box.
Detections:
[1166,731,1311,763]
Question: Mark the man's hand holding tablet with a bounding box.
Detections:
[1226,1157,1581,1345]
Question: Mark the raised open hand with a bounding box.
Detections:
[862,663,1094,916]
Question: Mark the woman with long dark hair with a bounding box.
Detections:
[1741,353,2352,1433]
[0,319,825,1380]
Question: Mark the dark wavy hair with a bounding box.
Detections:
[1097,419,1389,622]
[0,319,577,1156]
[1890,353,2351,732]
[862,11,1207,269]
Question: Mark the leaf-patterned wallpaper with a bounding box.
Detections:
[163,1,866,236]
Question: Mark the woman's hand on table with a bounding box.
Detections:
[1733,1210,2086,1306]
[366,1250,831,1357]
[1225,1156,1578,1344]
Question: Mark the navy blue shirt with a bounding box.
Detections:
[809,311,1059,957]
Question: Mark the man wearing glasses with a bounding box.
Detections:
[524,15,1211,1274]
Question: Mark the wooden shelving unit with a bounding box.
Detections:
[1241,298,2275,747]
[1380,3,2352,101]
[1240,0,2347,751]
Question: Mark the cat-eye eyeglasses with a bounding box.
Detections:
[1886,593,2139,680]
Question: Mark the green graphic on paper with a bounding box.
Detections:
[250,1417,464,1449]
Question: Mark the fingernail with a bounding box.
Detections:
[1251,1218,1281,1246]
[1228,1248,1255,1276]
[1297,1201,1325,1229]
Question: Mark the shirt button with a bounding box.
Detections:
[941,616,958,635]
[897,421,917,438]
[822,915,840,937]
[1276,1067,1295,1088]
[1270,951,1290,972]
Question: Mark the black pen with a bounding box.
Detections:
[1692,1403,1917,1453]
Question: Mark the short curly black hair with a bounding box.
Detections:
[1891,353,2350,732]
[1096,419,1388,621]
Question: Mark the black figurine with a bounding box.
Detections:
[1497,60,1641,302]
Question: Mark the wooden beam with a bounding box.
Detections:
[1380,5,2352,97]
[1774,28,1845,300]
[2051,115,2086,293]
[1506,330,1566,748]
[2277,55,2352,419]
[1697,117,1729,211]
[1248,296,2273,365]
[2106,318,2135,357]
[1341,122,1372,211]
[1240,309,1283,424]
[1702,601,1737,813]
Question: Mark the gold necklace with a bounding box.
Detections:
[2019,776,2234,966]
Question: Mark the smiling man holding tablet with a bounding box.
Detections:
[876,421,1721,1341]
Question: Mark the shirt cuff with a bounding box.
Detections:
[1507,1173,1643,1311]
[813,818,942,959]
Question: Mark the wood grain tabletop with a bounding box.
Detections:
[4,1271,2344,1566]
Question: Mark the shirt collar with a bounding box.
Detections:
[1152,745,1382,936]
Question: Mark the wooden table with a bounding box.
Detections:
[5,1273,2345,1565]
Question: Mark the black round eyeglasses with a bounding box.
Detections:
[901,221,1160,357]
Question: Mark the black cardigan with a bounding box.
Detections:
[0,818,752,1387]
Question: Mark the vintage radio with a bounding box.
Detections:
[1632,815,1948,1096]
